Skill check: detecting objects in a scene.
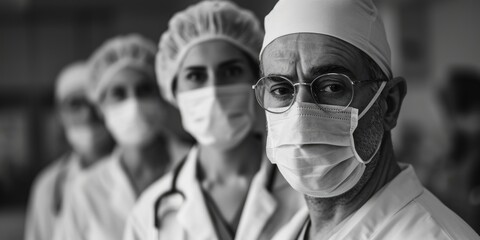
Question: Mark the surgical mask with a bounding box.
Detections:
[176,84,255,150]
[266,82,386,198]
[65,125,110,154]
[103,98,163,146]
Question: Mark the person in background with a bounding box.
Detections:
[53,34,189,240]
[24,62,115,240]
[256,0,480,239]
[427,68,480,234]
[123,1,304,240]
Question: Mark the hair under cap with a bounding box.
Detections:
[88,34,157,102]
[156,0,264,105]
[55,61,90,101]
[262,0,392,79]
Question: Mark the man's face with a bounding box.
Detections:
[261,33,384,170]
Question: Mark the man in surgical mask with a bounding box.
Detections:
[25,62,115,240]
[256,0,480,239]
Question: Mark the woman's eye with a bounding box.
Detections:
[224,66,244,78]
[69,98,87,110]
[61,97,89,112]
[109,86,127,101]
[185,71,207,83]
[136,83,156,98]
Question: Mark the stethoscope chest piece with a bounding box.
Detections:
[157,191,185,220]
[154,158,187,230]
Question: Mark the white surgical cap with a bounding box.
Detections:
[262,0,392,79]
[156,0,264,105]
[89,34,157,102]
[55,61,90,101]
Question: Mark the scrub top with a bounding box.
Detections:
[273,164,480,240]
[24,153,82,240]
[123,146,305,240]
[53,150,137,240]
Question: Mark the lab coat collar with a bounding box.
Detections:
[175,146,285,240]
[235,157,279,240]
[274,207,310,240]
[274,164,424,240]
[65,153,82,179]
[266,157,292,192]
[176,146,219,240]
[106,150,137,220]
[332,164,423,239]
[53,153,82,215]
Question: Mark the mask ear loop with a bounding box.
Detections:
[358,81,387,119]
[356,81,387,164]
[360,134,383,164]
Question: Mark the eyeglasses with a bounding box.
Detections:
[252,73,385,114]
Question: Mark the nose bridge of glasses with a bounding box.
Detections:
[293,82,315,103]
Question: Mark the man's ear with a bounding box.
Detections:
[382,77,407,131]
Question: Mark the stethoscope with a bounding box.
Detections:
[152,156,278,236]
[153,156,187,230]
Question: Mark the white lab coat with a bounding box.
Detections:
[273,164,480,240]
[24,153,82,240]
[123,146,305,240]
[54,150,136,240]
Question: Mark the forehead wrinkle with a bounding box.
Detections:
[298,36,366,80]
[261,45,298,78]
[264,47,297,64]
[264,59,296,79]
[261,34,368,81]
[294,35,307,81]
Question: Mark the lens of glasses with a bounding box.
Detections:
[311,73,354,110]
[254,73,355,113]
[254,76,295,113]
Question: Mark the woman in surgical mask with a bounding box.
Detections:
[123,1,304,240]
[54,34,188,240]
[25,62,115,240]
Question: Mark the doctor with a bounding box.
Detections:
[123,1,304,240]
[25,62,115,240]
[54,34,188,240]
[256,0,480,239]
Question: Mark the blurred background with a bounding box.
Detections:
[1,0,480,239]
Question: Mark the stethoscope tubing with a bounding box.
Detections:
[153,156,277,230]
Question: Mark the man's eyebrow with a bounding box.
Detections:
[308,65,354,78]
[260,65,355,82]
[264,72,297,80]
